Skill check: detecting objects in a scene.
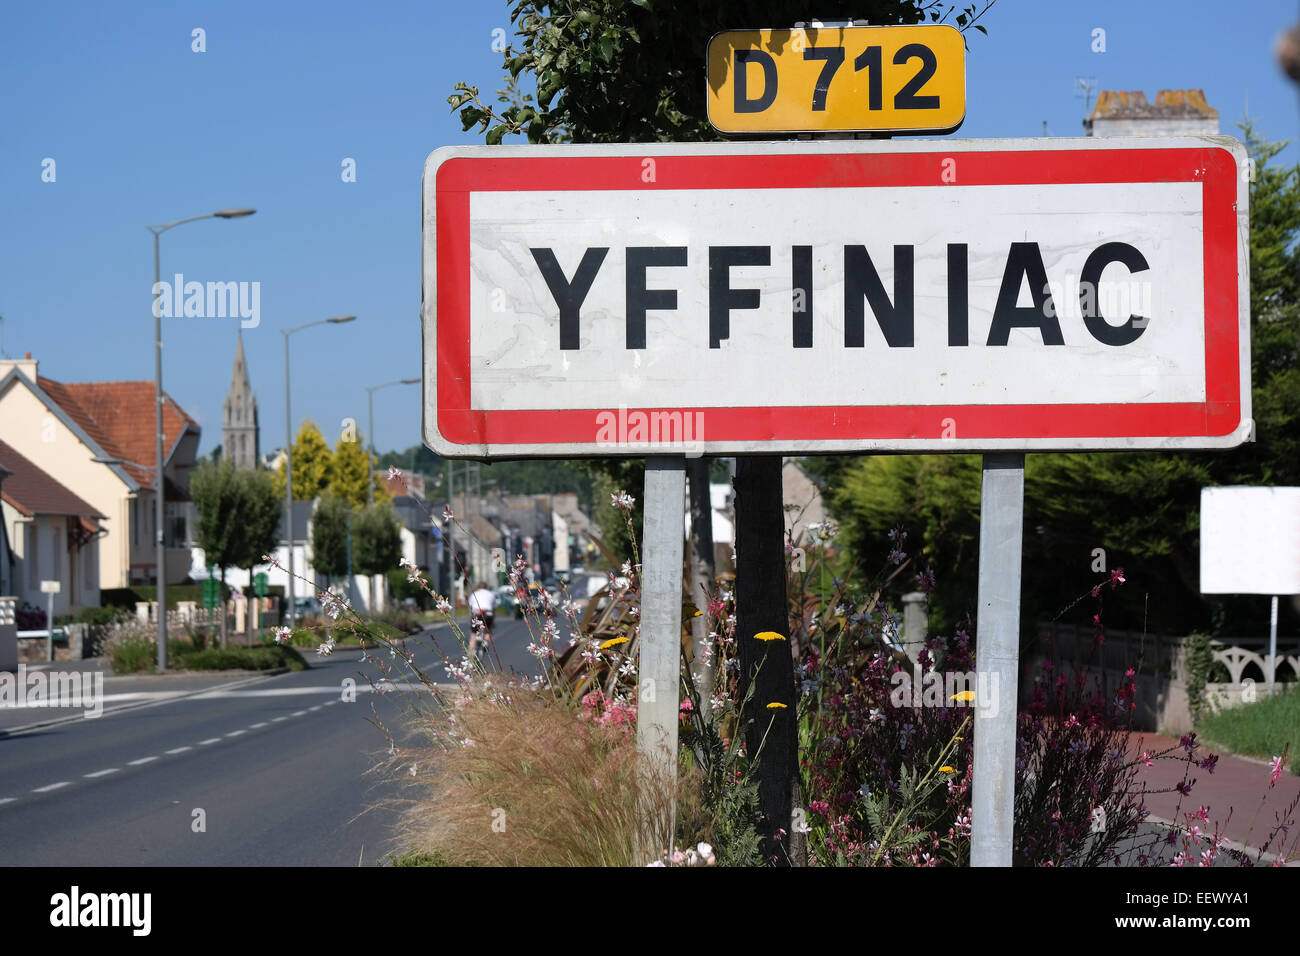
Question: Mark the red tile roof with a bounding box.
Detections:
[0,437,104,525]
[37,378,197,489]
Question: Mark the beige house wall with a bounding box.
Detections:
[0,371,135,590]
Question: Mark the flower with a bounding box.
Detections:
[317,639,335,657]
[610,491,635,510]
[1140,751,1153,768]
[273,626,292,644]
[754,631,785,642]
[435,596,452,614]
[1269,753,1288,787]
[600,636,629,650]
[386,466,401,481]
[950,690,975,702]
[766,702,787,709]
[939,766,956,774]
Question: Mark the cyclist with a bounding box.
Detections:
[467,581,497,658]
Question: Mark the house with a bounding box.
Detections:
[1085,89,1219,138]
[0,353,200,589]
[0,437,104,615]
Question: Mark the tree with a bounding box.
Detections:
[450,0,997,866]
[191,460,280,644]
[354,503,403,611]
[311,493,351,584]
[272,420,332,501]
[330,429,389,508]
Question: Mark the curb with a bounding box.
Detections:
[0,669,290,738]
[1143,813,1297,867]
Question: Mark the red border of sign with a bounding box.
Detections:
[434,147,1240,447]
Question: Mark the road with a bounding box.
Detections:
[0,616,543,866]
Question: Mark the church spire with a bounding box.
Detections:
[222,332,260,469]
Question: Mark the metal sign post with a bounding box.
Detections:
[971,453,1024,867]
[637,457,686,860]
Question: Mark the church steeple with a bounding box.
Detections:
[222,332,259,470]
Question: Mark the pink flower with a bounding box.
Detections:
[1269,753,1288,787]
[1140,751,1153,768]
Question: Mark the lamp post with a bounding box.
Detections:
[364,377,420,506]
[282,316,356,626]
[147,207,255,671]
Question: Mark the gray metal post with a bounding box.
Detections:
[45,590,54,665]
[284,331,295,627]
[153,229,166,671]
[637,456,685,860]
[1268,594,1279,698]
[971,453,1024,867]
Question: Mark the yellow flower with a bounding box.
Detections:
[939,766,957,774]
[600,637,629,650]
[766,702,788,709]
[950,690,975,702]
[754,631,786,642]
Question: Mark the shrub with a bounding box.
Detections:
[105,624,157,674]
[173,645,307,672]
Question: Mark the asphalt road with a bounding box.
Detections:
[0,617,543,866]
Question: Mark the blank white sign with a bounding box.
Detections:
[1200,486,1300,595]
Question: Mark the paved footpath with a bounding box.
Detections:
[1129,731,1299,862]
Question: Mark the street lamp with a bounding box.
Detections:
[147,207,255,672]
[364,377,420,505]
[282,316,356,626]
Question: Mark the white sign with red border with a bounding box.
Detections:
[422,137,1250,458]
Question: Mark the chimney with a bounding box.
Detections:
[0,351,37,382]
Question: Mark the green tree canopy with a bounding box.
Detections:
[311,493,352,581]
[353,503,403,577]
[273,420,332,501]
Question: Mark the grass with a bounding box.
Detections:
[1197,682,1300,773]
[385,683,695,866]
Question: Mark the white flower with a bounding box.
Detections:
[436,596,452,614]
[442,505,455,520]
[610,491,635,510]
[273,626,292,644]
[317,639,335,656]
[387,466,401,481]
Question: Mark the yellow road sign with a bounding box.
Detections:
[707,25,965,134]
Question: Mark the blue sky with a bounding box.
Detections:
[2,0,1297,460]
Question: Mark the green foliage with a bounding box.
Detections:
[192,460,281,575]
[449,1,993,147]
[106,628,155,674]
[1197,683,1299,769]
[1185,631,1217,726]
[331,428,389,507]
[273,420,332,501]
[353,503,403,577]
[173,644,308,672]
[311,494,352,580]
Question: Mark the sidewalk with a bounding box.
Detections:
[1130,731,1299,860]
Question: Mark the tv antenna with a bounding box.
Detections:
[1074,76,1099,117]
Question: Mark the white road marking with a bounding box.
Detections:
[291,710,308,717]
[199,738,222,745]
[165,746,192,755]
[33,781,71,793]
[0,797,15,805]
[271,716,288,722]
[128,756,158,766]
[225,730,246,738]
[308,705,322,712]
[249,722,268,729]
[84,768,120,778]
